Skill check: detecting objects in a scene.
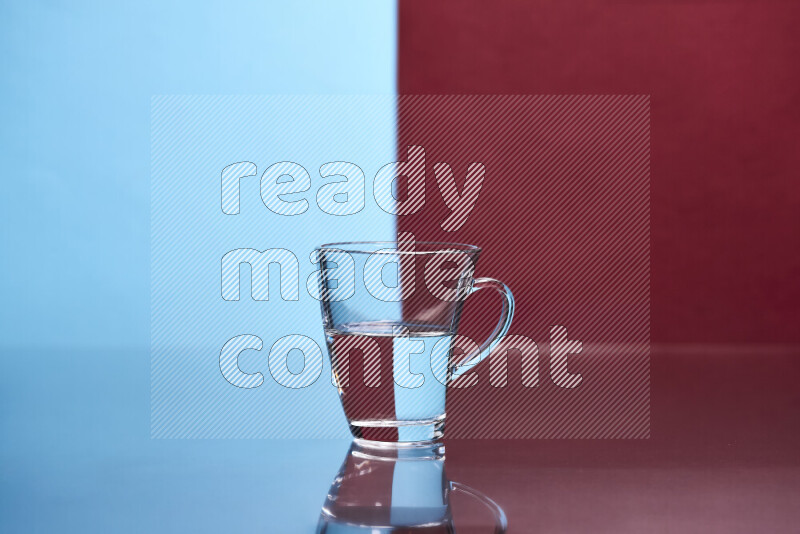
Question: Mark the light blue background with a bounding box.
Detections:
[0,1,396,531]
[0,0,396,349]
[150,95,396,438]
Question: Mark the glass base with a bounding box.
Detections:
[348,416,445,446]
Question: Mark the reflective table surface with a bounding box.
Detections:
[1,346,798,532]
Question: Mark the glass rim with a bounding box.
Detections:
[316,240,481,256]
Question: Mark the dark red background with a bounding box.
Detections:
[398,0,800,343]
[396,3,800,528]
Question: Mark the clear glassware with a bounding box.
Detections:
[317,440,507,533]
[315,241,514,445]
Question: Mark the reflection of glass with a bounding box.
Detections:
[316,441,507,533]
[316,241,515,445]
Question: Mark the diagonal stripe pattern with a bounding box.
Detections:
[397,95,650,439]
[151,95,396,439]
[151,95,649,439]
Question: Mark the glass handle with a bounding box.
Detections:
[450,481,508,533]
[451,277,515,379]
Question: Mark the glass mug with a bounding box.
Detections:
[315,241,514,445]
[317,441,507,533]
